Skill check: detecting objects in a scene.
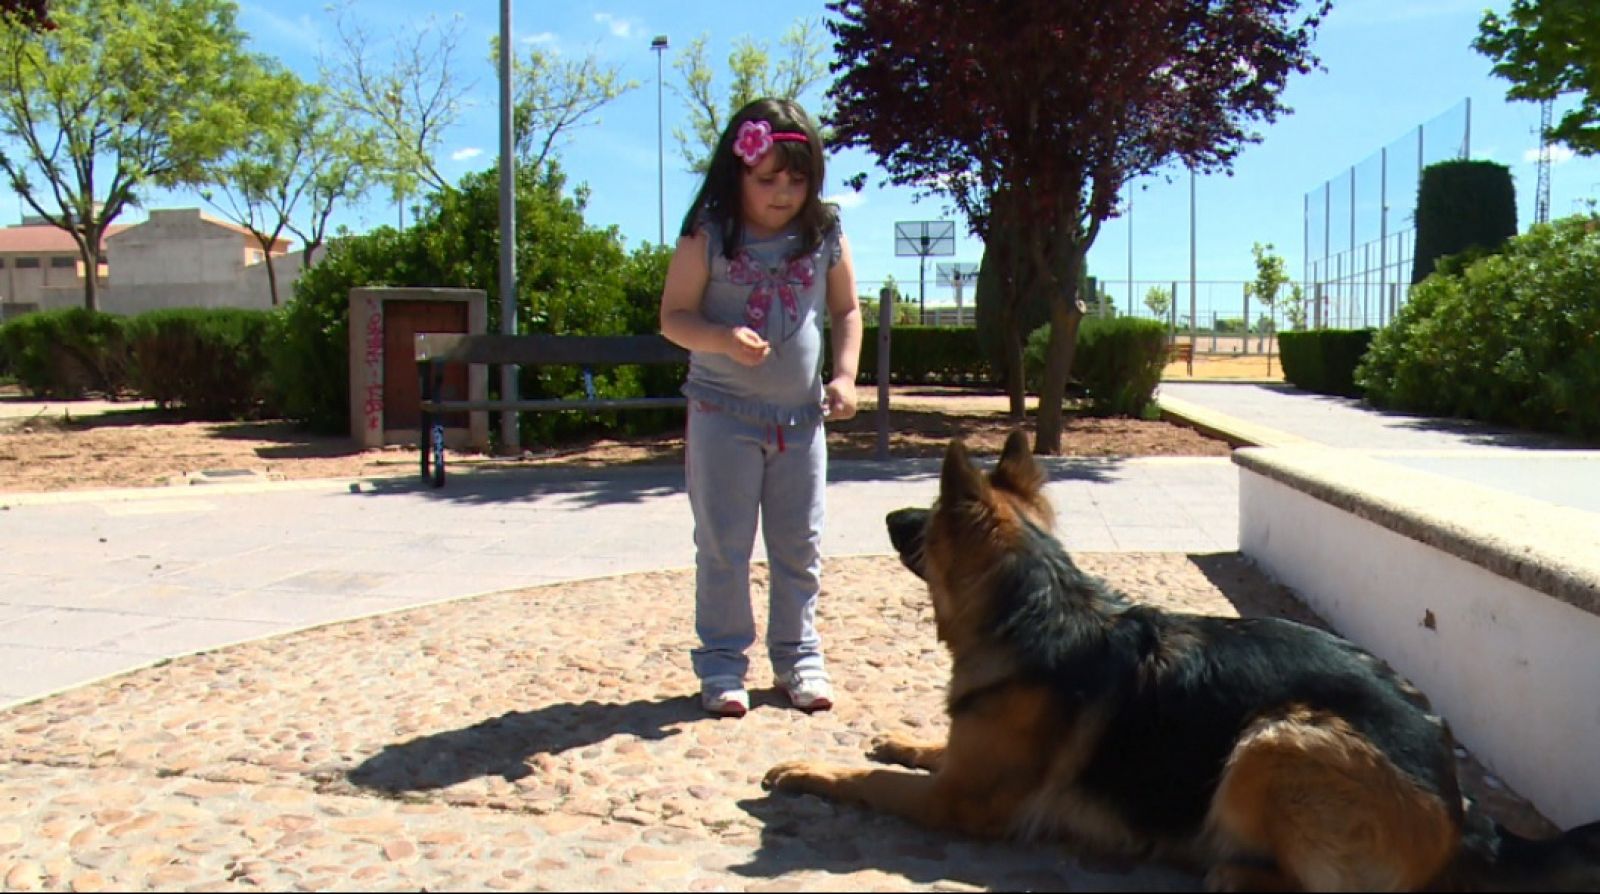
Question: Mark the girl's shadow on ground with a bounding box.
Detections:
[347,696,701,793]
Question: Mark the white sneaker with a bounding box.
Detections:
[776,671,833,713]
[699,677,749,718]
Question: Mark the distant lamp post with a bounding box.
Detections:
[651,34,669,246]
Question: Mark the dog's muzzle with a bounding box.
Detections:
[885,508,929,580]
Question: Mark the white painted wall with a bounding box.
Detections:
[100,209,304,314]
[1240,470,1600,829]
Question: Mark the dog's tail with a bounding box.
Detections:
[1440,802,1600,891]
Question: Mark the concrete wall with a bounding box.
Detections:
[1237,449,1600,829]
[99,209,304,315]
[1,253,101,310]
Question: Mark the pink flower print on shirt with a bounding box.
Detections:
[728,249,815,340]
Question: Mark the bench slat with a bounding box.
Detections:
[422,397,686,413]
[416,333,687,366]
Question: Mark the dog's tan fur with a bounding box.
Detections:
[761,432,1596,892]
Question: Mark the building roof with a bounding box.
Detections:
[196,211,293,254]
[0,224,130,255]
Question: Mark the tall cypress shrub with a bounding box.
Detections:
[1411,160,1517,284]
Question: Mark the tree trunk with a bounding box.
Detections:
[1033,246,1087,455]
[264,250,280,306]
[81,238,101,313]
[1002,321,1025,420]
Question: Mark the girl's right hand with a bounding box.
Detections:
[726,326,771,366]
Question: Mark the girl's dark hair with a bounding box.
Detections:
[679,96,837,261]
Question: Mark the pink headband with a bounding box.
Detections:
[733,120,808,166]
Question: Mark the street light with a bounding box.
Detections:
[651,35,669,246]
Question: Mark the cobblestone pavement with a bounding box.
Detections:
[0,553,1549,892]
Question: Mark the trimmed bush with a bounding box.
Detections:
[1359,214,1600,438]
[126,308,275,419]
[1411,160,1517,284]
[844,325,992,386]
[0,307,131,398]
[1023,317,1168,416]
[1278,329,1375,397]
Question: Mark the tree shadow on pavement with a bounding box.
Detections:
[347,696,701,793]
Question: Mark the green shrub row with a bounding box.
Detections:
[1023,317,1169,416]
[1358,214,1600,438]
[0,306,276,417]
[1278,329,1375,398]
[0,308,134,399]
[837,325,994,385]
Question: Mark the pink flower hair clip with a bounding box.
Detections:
[732,120,808,167]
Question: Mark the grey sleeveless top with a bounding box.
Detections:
[682,219,843,426]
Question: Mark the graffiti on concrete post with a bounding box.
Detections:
[364,297,384,431]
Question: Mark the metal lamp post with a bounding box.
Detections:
[651,35,669,246]
[498,0,519,452]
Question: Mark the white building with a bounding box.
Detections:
[0,209,304,318]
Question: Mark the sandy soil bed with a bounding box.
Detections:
[0,385,1231,494]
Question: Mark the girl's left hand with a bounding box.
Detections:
[824,378,858,421]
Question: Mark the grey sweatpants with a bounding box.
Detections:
[685,400,827,685]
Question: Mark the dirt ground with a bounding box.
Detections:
[0,381,1235,493]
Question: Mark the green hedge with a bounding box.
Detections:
[1412,159,1517,284]
[839,325,992,385]
[0,307,132,398]
[1278,329,1375,398]
[125,308,275,418]
[1023,317,1168,416]
[1358,214,1600,437]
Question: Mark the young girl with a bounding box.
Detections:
[659,97,862,718]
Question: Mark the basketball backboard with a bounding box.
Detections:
[893,221,956,257]
[936,262,980,287]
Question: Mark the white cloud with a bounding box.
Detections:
[1522,145,1577,165]
[238,1,323,51]
[451,147,484,162]
[593,12,638,39]
[522,32,558,47]
[825,191,867,210]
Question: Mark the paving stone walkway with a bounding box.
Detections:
[0,552,1547,892]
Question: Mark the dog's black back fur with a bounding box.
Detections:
[989,519,1462,839]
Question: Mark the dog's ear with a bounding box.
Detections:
[990,429,1044,497]
[940,437,989,507]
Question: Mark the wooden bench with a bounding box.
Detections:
[1168,341,1194,365]
[415,333,688,487]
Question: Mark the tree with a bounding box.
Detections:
[829,0,1329,452]
[500,39,637,171]
[0,1,50,30]
[202,67,376,305]
[0,0,259,311]
[671,18,829,172]
[1144,284,1173,320]
[1475,0,1600,156]
[322,5,472,203]
[1245,241,1289,348]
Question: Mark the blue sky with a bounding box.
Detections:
[6,0,1598,308]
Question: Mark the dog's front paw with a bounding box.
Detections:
[867,734,942,771]
[867,735,920,767]
[763,761,834,797]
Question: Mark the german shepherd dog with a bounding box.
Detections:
[764,432,1600,891]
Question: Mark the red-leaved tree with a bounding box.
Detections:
[828,0,1329,452]
[0,1,51,29]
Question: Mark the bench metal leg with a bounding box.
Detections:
[430,422,446,488]
[419,362,432,484]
